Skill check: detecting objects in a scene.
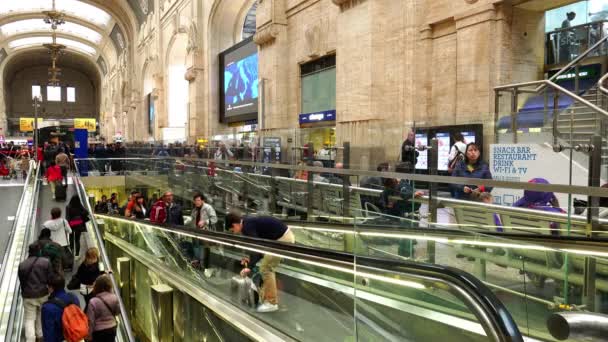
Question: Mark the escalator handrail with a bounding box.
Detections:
[0,160,37,281]
[71,168,136,342]
[76,156,608,198]
[0,161,40,341]
[98,214,523,342]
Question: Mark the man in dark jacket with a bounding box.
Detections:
[37,228,64,275]
[400,129,419,172]
[42,274,80,342]
[226,213,295,313]
[19,243,52,342]
[164,191,184,226]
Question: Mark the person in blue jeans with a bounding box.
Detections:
[41,274,80,342]
[450,143,493,200]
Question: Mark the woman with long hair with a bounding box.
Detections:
[450,143,493,200]
[65,195,89,257]
[131,194,149,219]
[71,247,103,304]
[86,275,119,341]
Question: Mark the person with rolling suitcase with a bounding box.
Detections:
[45,161,64,201]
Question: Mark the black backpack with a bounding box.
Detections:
[448,146,464,173]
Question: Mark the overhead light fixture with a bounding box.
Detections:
[42,0,66,85]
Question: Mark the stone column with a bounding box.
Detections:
[254,0,289,130]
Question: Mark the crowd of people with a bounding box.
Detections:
[92,186,295,313]
[18,196,119,342]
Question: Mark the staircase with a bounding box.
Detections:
[552,86,608,166]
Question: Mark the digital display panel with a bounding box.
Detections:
[415,133,428,170]
[220,38,258,123]
[436,132,451,171]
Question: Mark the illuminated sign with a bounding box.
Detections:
[299,110,336,125]
[74,118,97,132]
[19,118,43,132]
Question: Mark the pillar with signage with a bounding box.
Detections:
[74,129,89,176]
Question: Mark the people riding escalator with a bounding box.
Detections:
[86,275,120,342]
[189,193,218,277]
[226,212,295,313]
[42,208,73,272]
[66,195,90,258]
[19,243,52,342]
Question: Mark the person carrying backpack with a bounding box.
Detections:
[19,243,52,342]
[86,275,120,341]
[42,274,86,342]
[42,208,73,272]
[447,132,467,174]
[37,228,65,275]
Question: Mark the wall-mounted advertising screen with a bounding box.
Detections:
[146,93,154,136]
[413,124,483,174]
[415,133,428,170]
[219,37,259,123]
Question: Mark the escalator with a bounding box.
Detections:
[0,162,135,341]
[97,214,523,342]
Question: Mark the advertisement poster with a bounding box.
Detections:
[436,132,451,171]
[74,118,97,132]
[19,118,43,132]
[415,133,428,170]
[489,144,595,209]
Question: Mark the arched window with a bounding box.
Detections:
[242,3,257,40]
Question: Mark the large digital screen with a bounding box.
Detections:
[220,38,259,123]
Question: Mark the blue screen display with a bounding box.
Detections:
[224,52,258,116]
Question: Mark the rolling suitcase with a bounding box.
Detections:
[55,182,67,201]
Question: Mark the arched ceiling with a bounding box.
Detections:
[0,0,140,74]
[3,48,101,87]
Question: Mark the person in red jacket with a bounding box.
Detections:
[45,161,63,199]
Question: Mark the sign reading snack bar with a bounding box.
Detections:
[74,118,97,132]
[489,143,599,210]
[19,118,42,132]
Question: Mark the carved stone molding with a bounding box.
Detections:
[332,0,351,5]
[151,88,161,100]
[184,67,202,82]
[254,23,281,46]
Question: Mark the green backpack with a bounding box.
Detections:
[41,242,63,265]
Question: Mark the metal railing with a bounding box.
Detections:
[0,161,39,341]
[72,163,136,342]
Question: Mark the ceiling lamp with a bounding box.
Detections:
[42,0,66,85]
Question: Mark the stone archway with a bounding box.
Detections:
[206,0,258,136]
[164,33,189,143]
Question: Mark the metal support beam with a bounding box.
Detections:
[307,142,314,221]
[151,284,174,342]
[116,257,132,317]
[511,89,519,143]
[342,142,351,217]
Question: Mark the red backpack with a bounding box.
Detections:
[47,297,89,342]
[150,200,167,223]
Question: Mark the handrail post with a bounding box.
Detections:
[553,92,559,146]
[511,88,518,143]
[494,90,500,143]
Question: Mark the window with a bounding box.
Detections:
[67,87,76,102]
[300,55,336,115]
[9,37,96,55]
[32,85,41,100]
[0,20,102,44]
[242,3,257,40]
[0,0,112,27]
[47,86,61,102]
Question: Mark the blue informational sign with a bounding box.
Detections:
[73,129,89,176]
[299,110,336,125]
